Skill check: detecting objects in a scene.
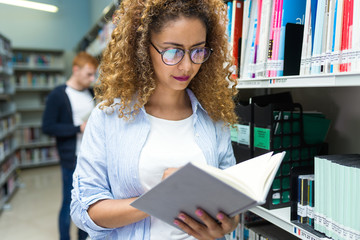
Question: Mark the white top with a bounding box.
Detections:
[139,113,206,240]
[65,86,94,155]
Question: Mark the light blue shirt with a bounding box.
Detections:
[70,89,235,240]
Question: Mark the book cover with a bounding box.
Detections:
[320,0,331,73]
[227,1,233,43]
[231,0,244,78]
[240,0,251,78]
[252,0,263,78]
[131,151,285,228]
[300,0,312,75]
[266,0,279,77]
[339,0,352,72]
[325,0,337,73]
[255,0,272,78]
[277,0,307,76]
[331,0,344,73]
[271,0,283,77]
[311,0,327,74]
[351,0,360,72]
[283,23,304,76]
[242,0,259,78]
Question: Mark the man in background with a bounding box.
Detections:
[42,51,98,240]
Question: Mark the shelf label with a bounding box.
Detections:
[254,127,270,150]
[293,227,328,240]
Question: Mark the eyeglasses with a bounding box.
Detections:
[150,42,213,66]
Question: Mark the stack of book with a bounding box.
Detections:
[314,154,360,240]
[225,0,360,78]
[296,174,315,227]
[300,0,360,75]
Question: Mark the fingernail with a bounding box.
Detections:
[174,220,180,225]
[217,213,224,220]
[195,209,203,217]
[178,214,186,221]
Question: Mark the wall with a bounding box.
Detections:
[0,0,91,51]
[0,0,113,76]
[272,87,360,155]
[90,0,114,26]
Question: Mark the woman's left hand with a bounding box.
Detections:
[174,209,240,240]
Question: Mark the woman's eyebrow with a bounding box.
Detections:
[162,41,206,47]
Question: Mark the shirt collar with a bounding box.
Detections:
[121,88,207,116]
[186,88,207,115]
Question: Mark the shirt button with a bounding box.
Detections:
[195,133,200,137]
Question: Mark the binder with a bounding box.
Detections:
[283,23,305,76]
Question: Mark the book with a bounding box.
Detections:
[227,1,234,43]
[231,0,244,78]
[266,0,280,77]
[242,0,259,78]
[240,0,251,78]
[255,0,272,78]
[311,0,327,74]
[131,151,286,228]
[351,0,360,72]
[300,0,312,75]
[277,0,307,76]
[331,0,344,73]
[314,154,360,239]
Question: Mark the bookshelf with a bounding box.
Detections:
[228,0,360,238]
[0,34,20,213]
[12,48,65,168]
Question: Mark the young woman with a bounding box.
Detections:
[71,0,239,239]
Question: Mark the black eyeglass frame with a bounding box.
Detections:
[150,42,213,66]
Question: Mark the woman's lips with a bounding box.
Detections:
[173,76,190,82]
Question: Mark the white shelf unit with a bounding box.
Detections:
[12,48,66,168]
[236,72,360,240]
[0,34,19,213]
[236,72,360,89]
[249,207,330,240]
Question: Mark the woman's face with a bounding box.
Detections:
[149,16,207,92]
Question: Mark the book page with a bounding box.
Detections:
[191,151,284,201]
[223,151,284,200]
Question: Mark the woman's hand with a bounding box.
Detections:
[174,209,239,240]
[162,167,179,180]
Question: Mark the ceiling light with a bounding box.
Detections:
[0,0,58,13]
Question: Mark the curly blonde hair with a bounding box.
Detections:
[96,0,238,124]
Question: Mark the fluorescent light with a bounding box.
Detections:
[102,5,111,15]
[0,0,58,13]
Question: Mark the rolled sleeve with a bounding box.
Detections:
[70,106,115,238]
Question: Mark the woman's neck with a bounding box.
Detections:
[145,89,192,120]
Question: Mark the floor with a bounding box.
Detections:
[0,165,78,240]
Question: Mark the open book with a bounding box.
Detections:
[131,151,286,227]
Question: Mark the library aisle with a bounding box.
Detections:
[0,166,78,240]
